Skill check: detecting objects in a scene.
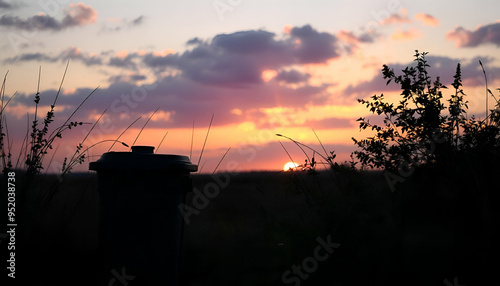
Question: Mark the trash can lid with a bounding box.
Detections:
[89,145,198,172]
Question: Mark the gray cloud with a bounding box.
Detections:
[0,0,10,8]
[100,15,145,33]
[108,53,140,69]
[0,0,24,10]
[275,69,311,84]
[3,47,103,66]
[4,52,56,63]
[0,3,97,31]
[343,55,500,98]
[186,37,202,45]
[131,15,144,26]
[108,74,147,84]
[0,0,16,9]
[0,14,62,31]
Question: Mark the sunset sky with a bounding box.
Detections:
[1,0,499,173]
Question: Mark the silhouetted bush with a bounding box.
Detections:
[352,51,500,174]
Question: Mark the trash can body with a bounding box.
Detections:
[89,146,197,286]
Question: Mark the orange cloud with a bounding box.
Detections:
[63,87,77,95]
[261,69,277,82]
[337,30,358,45]
[391,27,422,40]
[381,8,411,25]
[414,13,439,26]
[231,108,243,116]
[283,25,293,35]
[150,111,173,122]
[66,3,98,25]
[152,49,175,57]
[114,50,129,59]
[64,46,81,56]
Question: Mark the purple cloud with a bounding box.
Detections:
[289,25,340,63]
[143,25,342,87]
[343,55,500,98]
[275,69,311,83]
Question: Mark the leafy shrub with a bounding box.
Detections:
[352,51,500,173]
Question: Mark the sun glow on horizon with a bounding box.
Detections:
[283,161,300,171]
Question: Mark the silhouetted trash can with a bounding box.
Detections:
[89,145,197,286]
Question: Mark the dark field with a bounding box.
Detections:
[1,168,498,286]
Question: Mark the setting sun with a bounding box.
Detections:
[283,162,300,171]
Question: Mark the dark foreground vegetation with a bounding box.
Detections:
[0,166,498,286]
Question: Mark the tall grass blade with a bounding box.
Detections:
[212,147,231,174]
[131,107,160,148]
[2,114,12,169]
[277,139,296,167]
[312,129,329,159]
[27,67,42,173]
[52,61,69,107]
[197,114,214,168]
[155,131,168,153]
[0,91,16,114]
[79,109,107,148]
[276,133,328,162]
[37,66,41,94]
[108,116,142,152]
[0,73,7,171]
[44,144,60,174]
[1,70,9,111]
[277,133,311,164]
[190,120,194,160]
[277,139,312,195]
[42,86,99,165]
[16,114,30,169]
[198,160,207,174]
[68,139,127,171]
[63,109,107,175]
[479,60,489,123]
[50,86,99,140]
